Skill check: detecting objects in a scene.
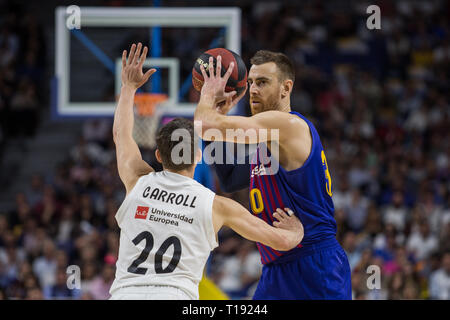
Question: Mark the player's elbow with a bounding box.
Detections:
[272,231,303,251]
[274,237,293,251]
[288,231,304,250]
[265,231,288,251]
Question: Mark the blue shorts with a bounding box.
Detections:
[253,238,352,300]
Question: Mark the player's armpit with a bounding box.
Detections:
[195,110,302,144]
[212,195,303,251]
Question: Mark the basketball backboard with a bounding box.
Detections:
[53,6,241,118]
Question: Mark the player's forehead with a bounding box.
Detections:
[248,62,279,80]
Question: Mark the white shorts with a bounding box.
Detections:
[109,285,192,300]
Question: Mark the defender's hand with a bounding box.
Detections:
[121,43,156,90]
[273,208,304,245]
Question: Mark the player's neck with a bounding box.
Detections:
[165,168,195,179]
[277,99,291,113]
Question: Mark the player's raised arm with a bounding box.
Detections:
[113,43,156,195]
[212,195,304,251]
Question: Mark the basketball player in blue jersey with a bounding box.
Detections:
[194,51,352,299]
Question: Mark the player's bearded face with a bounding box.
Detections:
[248,63,283,115]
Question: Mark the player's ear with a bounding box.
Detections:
[281,79,293,99]
[155,149,163,164]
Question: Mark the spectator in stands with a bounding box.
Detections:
[0,214,9,245]
[56,204,76,250]
[407,219,439,262]
[342,231,362,271]
[43,267,80,300]
[25,174,44,207]
[32,239,57,289]
[439,221,450,253]
[402,279,420,300]
[25,286,44,300]
[23,272,42,299]
[215,239,262,299]
[345,188,370,233]
[79,262,97,296]
[382,192,408,232]
[387,271,406,300]
[362,203,383,240]
[0,33,15,67]
[429,251,450,300]
[88,262,115,300]
[0,245,24,288]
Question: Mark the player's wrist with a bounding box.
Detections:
[199,92,217,108]
[121,84,138,93]
[200,90,216,100]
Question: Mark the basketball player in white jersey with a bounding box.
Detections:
[109,43,304,300]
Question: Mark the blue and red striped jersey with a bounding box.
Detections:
[249,111,337,264]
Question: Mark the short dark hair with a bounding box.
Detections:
[250,50,295,81]
[156,118,197,171]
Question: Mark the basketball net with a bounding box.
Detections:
[132,93,168,149]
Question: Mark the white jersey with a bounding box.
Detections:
[109,171,218,299]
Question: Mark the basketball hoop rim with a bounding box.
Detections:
[134,93,168,116]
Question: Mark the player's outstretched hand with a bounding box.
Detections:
[121,42,156,90]
[273,208,304,247]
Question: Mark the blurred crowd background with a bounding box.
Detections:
[0,0,449,300]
